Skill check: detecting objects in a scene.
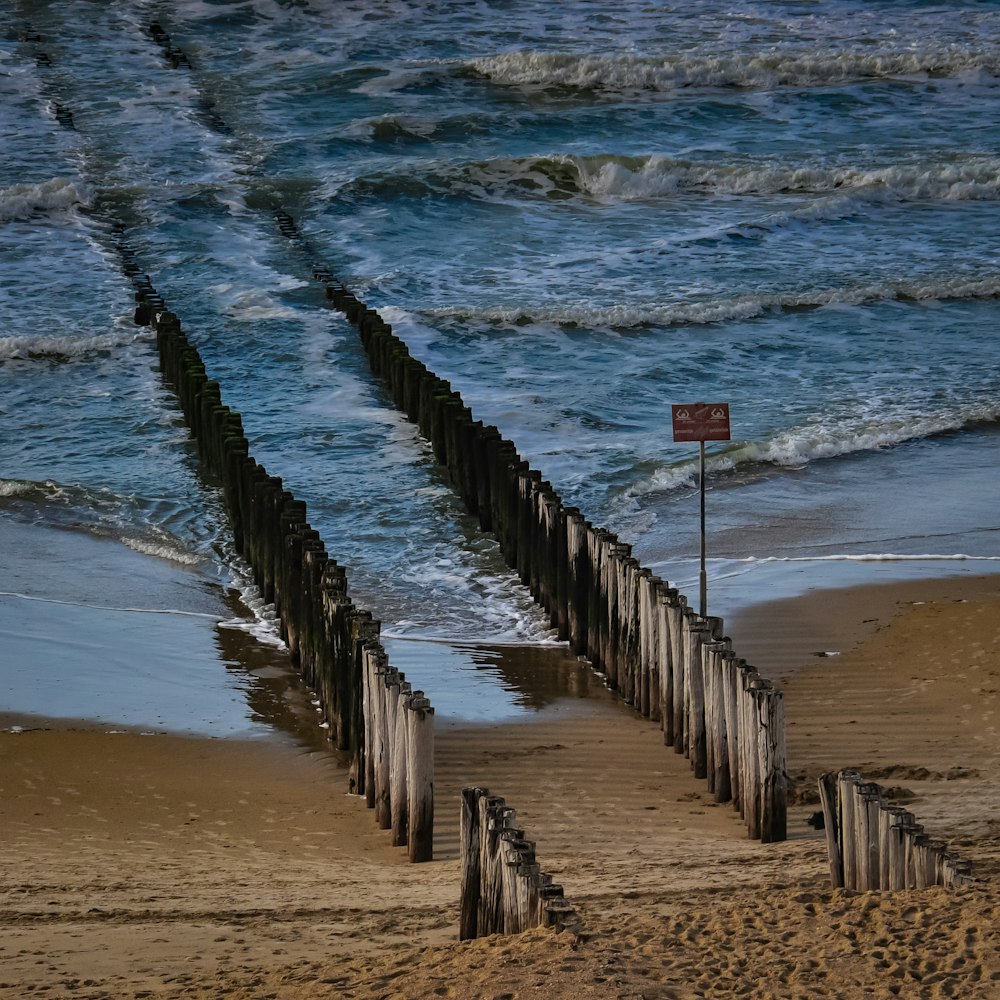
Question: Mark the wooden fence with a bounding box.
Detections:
[110,228,435,861]
[817,771,974,891]
[459,787,578,940]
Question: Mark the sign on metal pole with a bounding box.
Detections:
[671,402,731,442]
[671,402,731,618]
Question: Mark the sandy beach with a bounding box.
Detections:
[2,573,999,999]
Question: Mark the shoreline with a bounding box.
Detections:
[2,571,999,997]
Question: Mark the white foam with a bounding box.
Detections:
[0,178,92,222]
[570,154,1000,203]
[468,46,1000,93]
[0,328,150,361]
[632,399,1000,497]
[0,590,220,617]
[121,536,202,567]
[219,566,288,649]
[0,479,33,498]
[758,553,1000,563]
[424,273,1000,331]
[402,152,1000,206]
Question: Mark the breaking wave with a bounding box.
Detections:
[0,329,150,361]
[465,46,1000,94]
[0,178,92,222]
[340,152,1000,206]
[424,273,1000,330]
[630,401,1000,496]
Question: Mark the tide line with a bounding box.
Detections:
[0,590,221,619]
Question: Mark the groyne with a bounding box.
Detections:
[817,771,974,890]
[303,256,787,844]
[28,12,784,844]
[460,787,578,940]
[114,227,435,861]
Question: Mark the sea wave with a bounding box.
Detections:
[465,46,1000,93]
[630,401,1000,496]
[0,177,92,222]
[423,273,1000,330]
[0,329,150,361]
[341,152,1000,206]
[0,478,206,567]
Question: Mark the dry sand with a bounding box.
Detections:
[1,574,999,999]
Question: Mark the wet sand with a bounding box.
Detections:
[1,573,999,998]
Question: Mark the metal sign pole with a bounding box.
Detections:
[699,439,707,618]
[670,401,730,623]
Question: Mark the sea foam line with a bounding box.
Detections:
[0,590,220,618]
[743,553,1000,564]
[466,46,1000,93]
[425,273,1000,331]
[0,329,151,361]
[344,151,1000,210]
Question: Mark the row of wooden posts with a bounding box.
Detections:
[306,269,787,843]
[459,787,578,940]
[110,226,435,862]
[817,771,974,891]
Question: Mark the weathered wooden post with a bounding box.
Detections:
[362,644,378,808]
[670,595,688,753]
[391,678,411,847]
[478,796,510,935]
[703,638,733,802]
[375,657,395,830]
[684,616,712,778]
[759,684,787,843]
[460,787,487,941]
[639,574,661,722]
[406,692,434,863]
[817,772,843,887]
[656,586,675,744]
[564,508,590,655]
[838,771,862,890]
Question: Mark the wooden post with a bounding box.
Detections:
[760,685,787,843]
[670,598,688,752]
[838,771,861,890]
[564,508,589,655]
[740,668,763,838]
[817,772,843,888]
[657,588,676,745]
[460,787,487,941]
[390,679,411,847]
[362,645,378,808]
[685,618,711,778]
[641,575,661,723]
[703,639,732,802]
[406,693,434,863]
[375,658,395,830]
[479,796,510,935]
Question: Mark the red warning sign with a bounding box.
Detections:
[671,402,731,443]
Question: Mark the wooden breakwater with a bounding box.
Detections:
[117,16,785,846]
[459,787,578,940]
[109,226,435,861]
[817,771,974,891]
[283,248,787,844]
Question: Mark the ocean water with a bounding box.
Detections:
[2,0,999,732]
